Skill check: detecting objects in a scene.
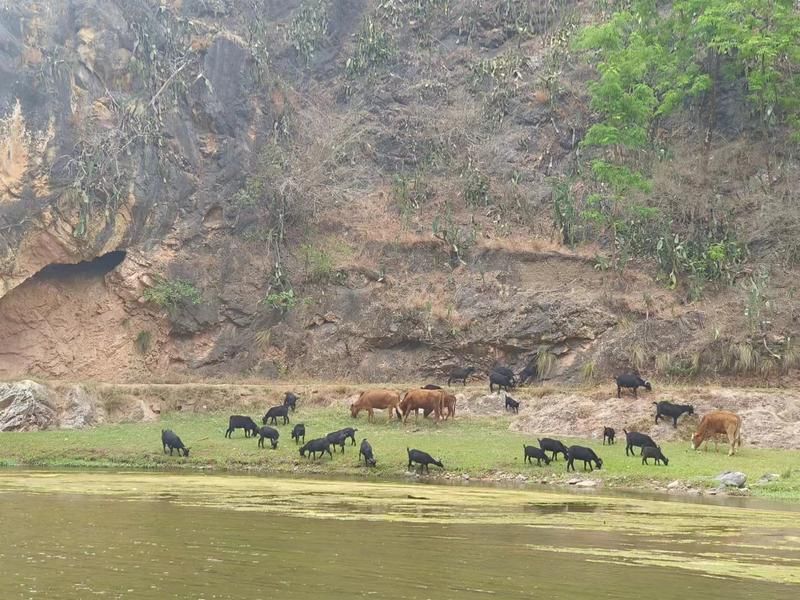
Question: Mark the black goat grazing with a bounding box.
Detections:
[407,448,444,473]
[538,438,569,461]
[359,439,377,467]
[325,430,349,453]
[329,427,358,446]
[489,372,514,393]
[505,395,520,413]
[422,384,443,390]
[517,364,538,386]
[653,401,694,428]
[161,429,190,457]
[283,392,298,412]
[448,366,475,386]
[615,373,652,398]
[523,445,551,466]
[641,445,669,466]
[225,415,259,438]
[566,446,603,472]
[300,438,333,459]
[291,423,306,444]
[256,426,279,449]
[623,429,658,456]
[603,427,616,445]
[263,405,290,425]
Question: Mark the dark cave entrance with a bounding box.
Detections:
[35,250,127,281]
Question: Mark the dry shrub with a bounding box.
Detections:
[255,329,272,351]
[732,342,758,373]
[536,351,557,379]
[629,342,647,372]
[654,352,671,374]
[581,360,597,383]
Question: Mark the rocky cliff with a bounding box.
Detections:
[0,0,797,384]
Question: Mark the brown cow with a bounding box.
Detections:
[441,392,457,420]
[417,392,457,420]
[350,389,402,422]
[691,410,742,456]
[399,389,444,423]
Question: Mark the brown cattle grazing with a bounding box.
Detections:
[350,389,402,422]
[691,410,742,456]
[399,389,444,423]
[441,392,457,420]
[416,392,456,420]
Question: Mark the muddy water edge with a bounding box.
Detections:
[0,470,798,599]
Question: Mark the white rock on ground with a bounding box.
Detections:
[716,471,747,488]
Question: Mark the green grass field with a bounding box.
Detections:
[1,407,798,499]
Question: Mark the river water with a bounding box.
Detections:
[0,470,798,599]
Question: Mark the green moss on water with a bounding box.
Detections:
[1,470,800,585]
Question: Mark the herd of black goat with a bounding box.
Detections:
[159,370,696,475]
[160,391,445,473]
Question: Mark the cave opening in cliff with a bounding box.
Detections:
[35,250,127,281]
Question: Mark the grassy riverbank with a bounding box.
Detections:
[1,407,798,499]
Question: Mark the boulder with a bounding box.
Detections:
[716,471,747,488]
[58,385,101,429]
[0,381,56,431]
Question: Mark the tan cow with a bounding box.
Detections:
[350,389,402,422]
[691,410,743,456]
[399,389,444,423]
[441,392,457,420]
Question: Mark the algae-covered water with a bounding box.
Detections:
[0,471,798,599]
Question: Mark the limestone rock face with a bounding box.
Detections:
[58,385,102,430]
[0,380,56,431]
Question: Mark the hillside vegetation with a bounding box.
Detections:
[0,0,798,383]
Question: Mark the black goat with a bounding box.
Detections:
[359,439,377,467]
[603,427,616,445]
[624,429,658,456]
[523,445,551,466]
[518,362,538,385]
[329,427,357,446]
[161,429,190,457]
[653,401,694,428]
[225,415,259,438]
[538,437,569,461]
[407,448,444,473]
[326,430,349,453]
[492,366,517,384]
[300,438,333,459]
[283,392,298,412]
[263,405,290,425]
[615,373,652,398]
[505,395,520,413]
[256,426,279,449]
[641,445,669,466]
[448,366,475,386]
[489,372,514,393]
[566,446,603,472]
[291,423,306,444]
